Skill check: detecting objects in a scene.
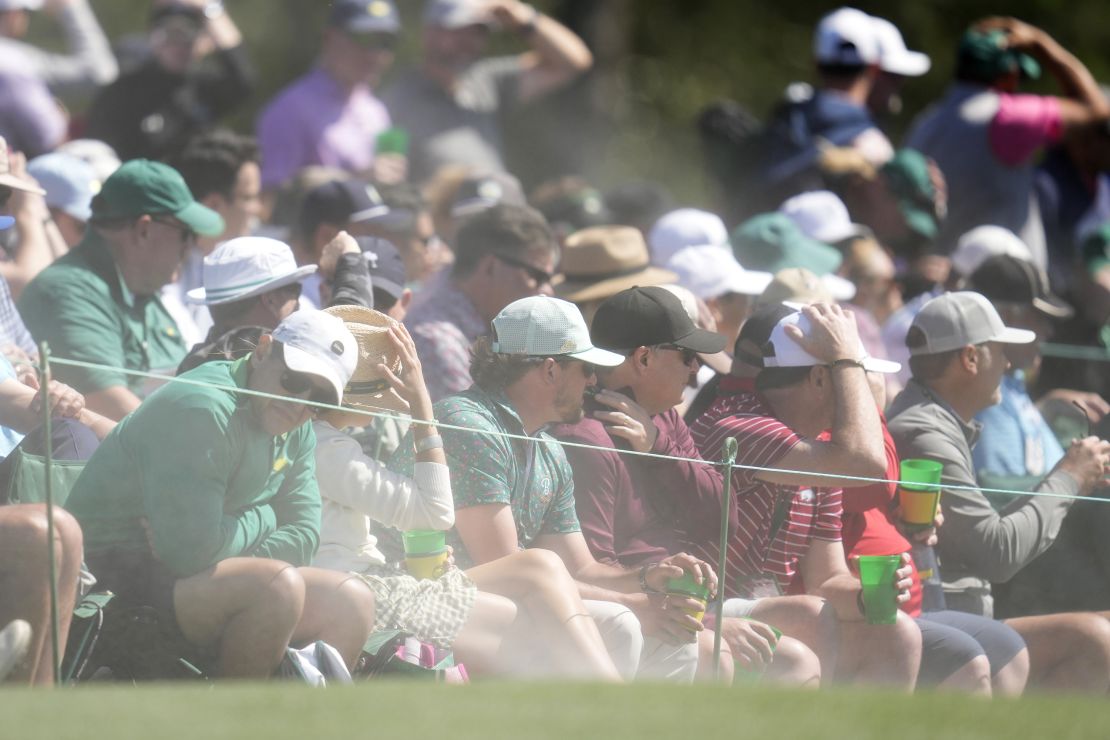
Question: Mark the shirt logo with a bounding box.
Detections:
[331,340,345,356]
[798,488,815,503]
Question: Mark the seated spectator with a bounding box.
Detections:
[887,291,1110,692]
[690,303,922,689]
[257,0,399,191]
[65,310,378,678]
[388,295,711,681]
[85,1,253,161]
[441,171,527,247]
[313,305,620,679]
[19,160,225,420]
[405,203,558,401]
[345,182,447,286]
[359,236,411,321]
[382,0,592,184]
[529,176,612,246]
[555,226,675,326]
[27,152,99,249]
[552,287,821,686]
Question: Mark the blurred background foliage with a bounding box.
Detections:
[25,1,1110,209]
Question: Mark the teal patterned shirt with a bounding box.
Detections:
[384,385,580,569]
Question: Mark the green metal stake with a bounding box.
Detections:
[712,437,738,681]
[37,342,61,686]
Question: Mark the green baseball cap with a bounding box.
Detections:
[730,212,842,276]
[90,159,224,237]
[881,149,940,242]
[957,29,1041,85]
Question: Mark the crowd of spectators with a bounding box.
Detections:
[1,0,1109,695]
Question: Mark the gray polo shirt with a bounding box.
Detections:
[887,379,1079,617]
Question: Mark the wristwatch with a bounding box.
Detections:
[415,434,444,453]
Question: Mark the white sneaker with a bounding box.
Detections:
[0,620,32,682]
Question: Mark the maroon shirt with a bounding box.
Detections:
[552,408,728,568]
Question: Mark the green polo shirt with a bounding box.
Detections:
[18,230,185,395]
[66,358,321,578]
[384,386,580,570]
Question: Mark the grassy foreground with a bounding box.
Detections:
[0,681,1107,740]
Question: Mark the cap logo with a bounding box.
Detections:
[369,1,390,17]
[559,338,576,353]
[478,182,503,200]
[331,340,345,356]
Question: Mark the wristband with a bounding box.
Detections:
[639,562,663,594]
[414,434,443,453]
[829,358,867,371]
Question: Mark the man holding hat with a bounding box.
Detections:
[382,0,592,182]
[887,291,1110,692]
[66,309,378,678]
[906,17,1109,262]
[19,159,225,420]
[258,0,400,191]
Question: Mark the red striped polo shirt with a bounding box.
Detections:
[689,390,842,599]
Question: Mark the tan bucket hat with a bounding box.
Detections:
[555,225,676,304]
[0,136,46,195]
[322,305,407,419]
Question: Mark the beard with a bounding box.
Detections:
[554,385,585,424]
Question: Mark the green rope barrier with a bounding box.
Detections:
[1040,342,1110,362]
[38,342,60,687]
[713,437,737,681]
[44,355,1110,505]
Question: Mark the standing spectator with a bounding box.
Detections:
[382,0,593,183]
[85,0,253,161]
[905,18,1110,262]
[18,159,224,420]
[405,203,558,401]
[257,0,399,191]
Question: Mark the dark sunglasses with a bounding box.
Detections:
[279,369,334,407]
[657,344,699,366]
[493,252,555,287]
[151,217,196,246]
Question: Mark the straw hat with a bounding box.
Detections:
[0,136,46,196]
[555,226,676,304]
[323,305,407,421]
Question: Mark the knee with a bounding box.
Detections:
[51,507,83,558]
[336,576,376,627]
[890,611,923,659]
[963,654,993,694]
[518,548,570,580]
[1065,613,1110,660]
[265,563,306,617]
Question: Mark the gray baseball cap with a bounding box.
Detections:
[906,291,1035,356]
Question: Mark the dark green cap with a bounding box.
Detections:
[957,29,1041,85]
[731,212,842,276]
[881,149,940,242]
[90,159,225,237]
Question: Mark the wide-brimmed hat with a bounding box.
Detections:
[323,304,407,414]
[0,136,46,197]
[556,226,676,304]
[188,237,317,305]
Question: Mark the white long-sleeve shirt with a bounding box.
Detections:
[0,0,117,96]
[312,420,453,574]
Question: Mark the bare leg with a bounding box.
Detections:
[749,595,839,676]
[174,558,305,679]
[465,549,621,680]
[992,647,1030,698]
[936,655,992,696]
[764,636,821,688]
[695,628,733,683]
[0,505,83,686]
[1005,613,1110,694]
[450,591,517,676]
[835,611,920,691]
[292,567,376,669]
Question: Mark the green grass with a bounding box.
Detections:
[0,681,1108,740]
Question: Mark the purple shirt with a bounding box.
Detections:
[404,273,488,402]
[552,409,728,568]
[256,67,391,189]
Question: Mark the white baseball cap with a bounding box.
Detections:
[951,225,1033,278]
[188,237,318,305]
[423,0,494,29]
[764,309,900,373]
[665,245,773,300]
[870,16,930,77]
[814,7,881,67]
[271,310,358,406]
[779,190,871,245]
[907,291,1036,356]
[27,152,99,222]
[491,296,624,367]
[647,208,729,266]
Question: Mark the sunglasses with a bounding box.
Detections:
[279,369,334,407]
[656,344,699,366]
[493,252,555,287]
[151,217,197,247]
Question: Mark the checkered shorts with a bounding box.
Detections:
[357,566,477,649]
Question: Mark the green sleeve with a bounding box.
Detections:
[250,425,321,566]
[19,275,127,393]
[139,404,277,576]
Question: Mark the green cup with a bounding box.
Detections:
[857,555,901,625]
[666,573,711,628]
[898,459,944,531]
[403,530,447,580]
[732,619,783,682]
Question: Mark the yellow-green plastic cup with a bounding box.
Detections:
[666,572,710,628]
[733,619,783,682]
[898,459,943,531]
[403,530,447,580]
[858,555,901,625]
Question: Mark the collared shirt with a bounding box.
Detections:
[66,358,321,577]
[973,371,1065,486]
[0,274,36,356]
[404,273,488,402]
[383,385,580,570]
[257,66,392,189]
[18,230,185,396]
